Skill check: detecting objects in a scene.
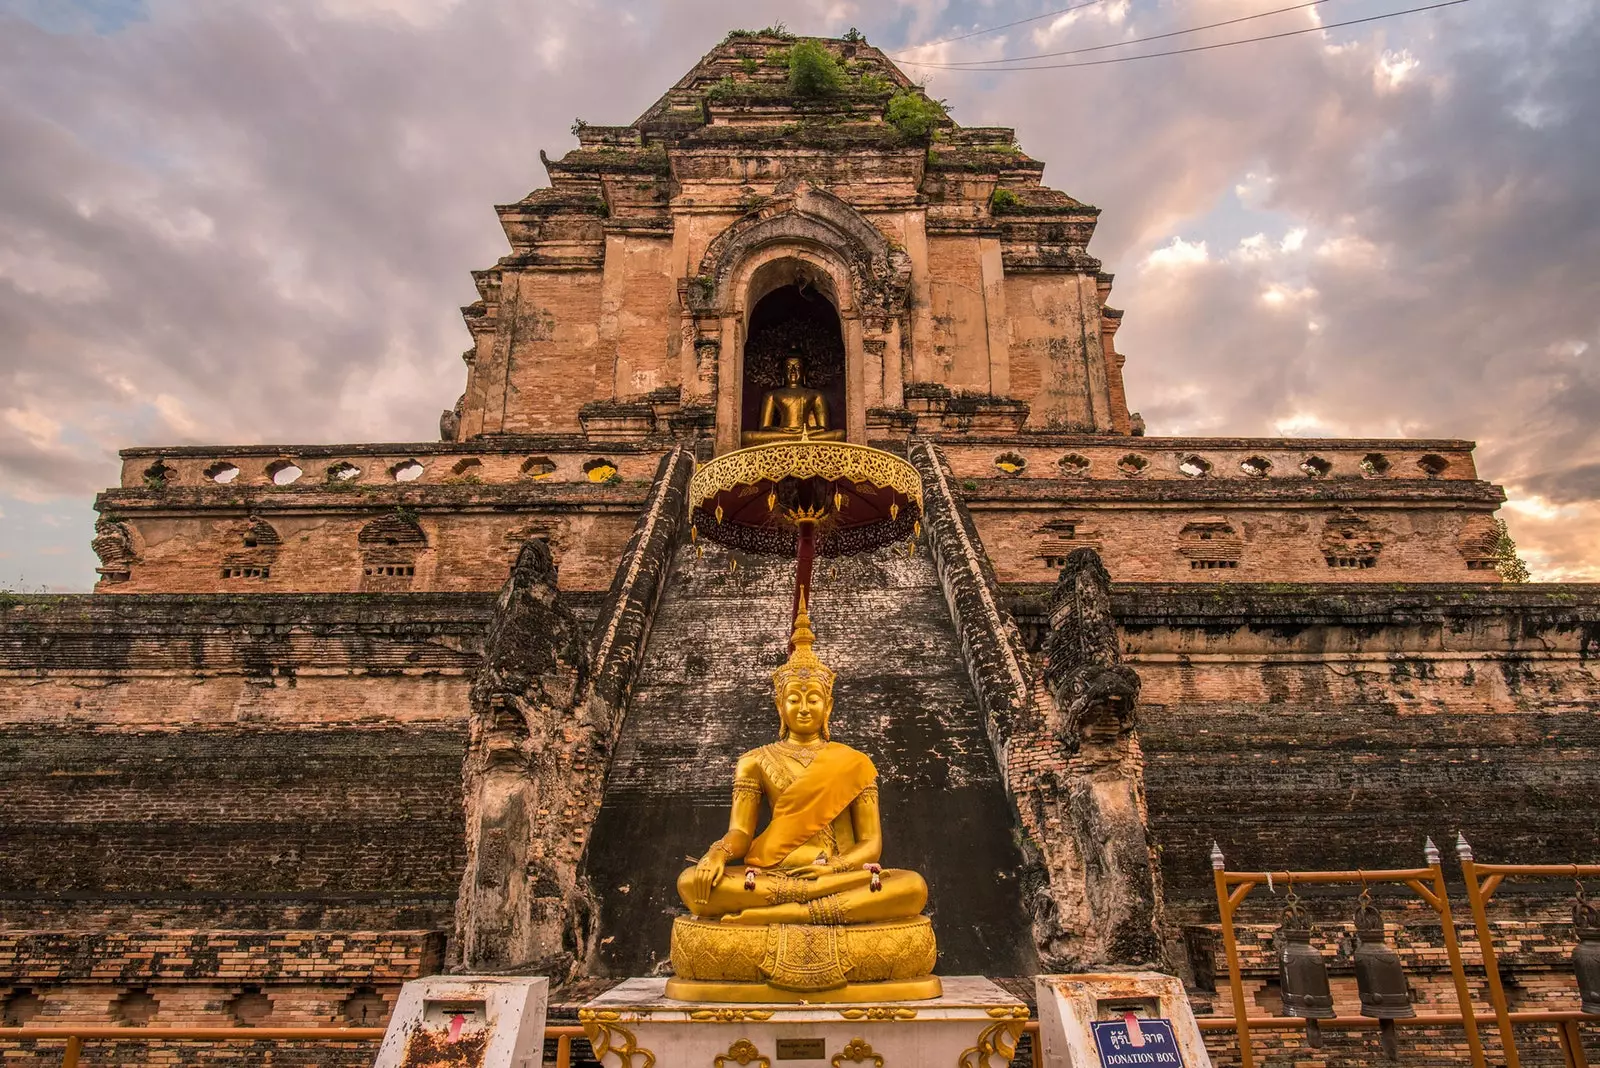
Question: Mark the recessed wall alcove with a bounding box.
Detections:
[739,282,847,444]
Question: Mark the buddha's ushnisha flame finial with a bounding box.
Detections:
[772,590,836,696]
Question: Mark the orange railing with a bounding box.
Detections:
[0,1025,592,1068]
[1212,839,1599,1068]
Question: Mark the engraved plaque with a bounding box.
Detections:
[776,1037,826,1059]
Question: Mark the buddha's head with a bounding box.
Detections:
[772,592,835,741]
[784,356,804,387]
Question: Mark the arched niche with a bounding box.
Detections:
[739,262,847,446]
[693,187,911,453]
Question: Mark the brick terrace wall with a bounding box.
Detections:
[999,580,1600,1064]
[97,484,650,594]
[1001,582,1600,907]
[0,594,492,1065]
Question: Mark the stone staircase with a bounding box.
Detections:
[584,539,1037,978]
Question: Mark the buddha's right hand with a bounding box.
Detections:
[691,845,728,905]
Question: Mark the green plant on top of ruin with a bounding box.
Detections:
[788,40,844,98]
[856,72,892,96]
[989,188,1022,214]
[569,117,588,137]
[842,27,865,43]
[1493,518,1531,583]
[886,89,948,141]
[724,23,792,43]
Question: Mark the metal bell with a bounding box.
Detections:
[1276,892,1335,1048]
[1573,886,1600,1015]
[1353,892,1414,1061]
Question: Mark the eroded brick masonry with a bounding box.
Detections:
[4,31,1596,1067]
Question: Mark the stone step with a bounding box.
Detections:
[584,540,1037,977]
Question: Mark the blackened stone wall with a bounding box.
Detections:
[1001,582,1600,916]
[0,593,490,1065]
[584,542,1038,978]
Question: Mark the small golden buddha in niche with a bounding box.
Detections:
[741,354,846,447]
[666,595,939,1001]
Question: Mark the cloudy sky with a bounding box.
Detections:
[1,0,1595,588]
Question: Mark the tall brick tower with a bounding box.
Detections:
[3,32,1596,1067]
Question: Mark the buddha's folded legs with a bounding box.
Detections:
[739,428,847,446]
[677,866,927,926]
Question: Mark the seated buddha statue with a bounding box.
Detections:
[740,354,846,447]
[665,595,940,1002]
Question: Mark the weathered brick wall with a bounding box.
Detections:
[925,234,998,392]
[490,271,608,435]
[96,489,645,594]
[1113,585,1600,908]
[0,594,491,1065]
[972,495,1501,591]
[1004,272,1116,431]
[1002,582,1600,911]
[988,581,1600,1063]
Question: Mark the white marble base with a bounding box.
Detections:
[1035,972,1212,1068]
[372,974,547,1068]
[581,975,1028,1066]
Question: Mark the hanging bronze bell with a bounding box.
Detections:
[1573,888,1600,1016]
[1277,893,1335,1048]
[1353,895,1414,1060]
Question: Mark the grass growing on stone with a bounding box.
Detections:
[886,89,948,140]
[788,40,844,97]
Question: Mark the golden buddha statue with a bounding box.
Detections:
[665,596,940,1003]
[741,354,846,447]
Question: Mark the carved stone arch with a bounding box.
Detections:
[698,187,912,452]
[693,185,911,318]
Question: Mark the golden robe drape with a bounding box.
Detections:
[744,744,876,869]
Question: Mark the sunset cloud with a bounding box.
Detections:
[0,0,1594,585]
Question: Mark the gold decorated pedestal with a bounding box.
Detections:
[581,976,1027,1068]
[665,916,942,1003]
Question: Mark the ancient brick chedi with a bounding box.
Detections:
[4,31,1597,1067]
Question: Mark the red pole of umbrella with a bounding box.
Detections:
[790,518,817,652]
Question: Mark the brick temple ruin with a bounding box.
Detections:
[3,31,1597,1067]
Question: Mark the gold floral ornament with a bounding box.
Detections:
[714,1037,771,1067]
[958,1014,1027,1068]
[832,1038,884,1067]
[837,1006,916,1021]
[688,1009,774,1023]
[578,1008,655,1068]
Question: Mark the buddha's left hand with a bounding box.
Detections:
[783,864,827,879]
